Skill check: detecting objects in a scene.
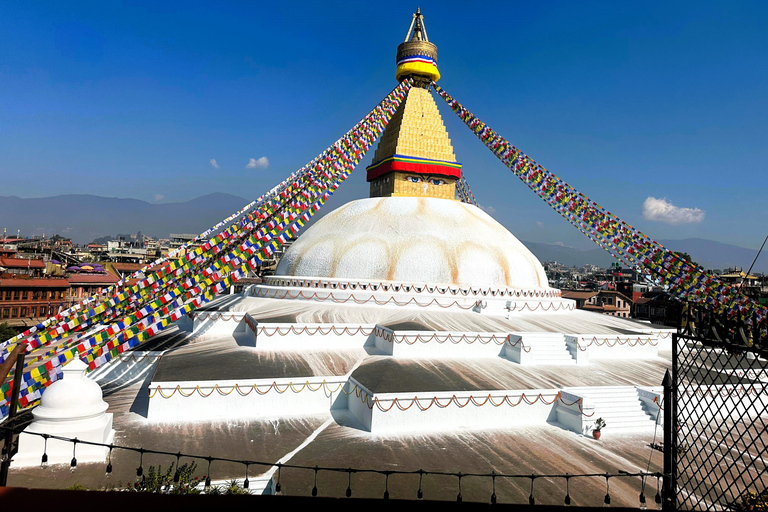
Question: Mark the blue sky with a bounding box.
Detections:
[1,1,766,250]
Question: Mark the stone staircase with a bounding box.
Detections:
[563,386,658,431]
[508,332,576,365]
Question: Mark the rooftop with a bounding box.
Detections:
[67,273,120,285]
[0,257,46,269]
[0,278,69,288]
[561,291,598,300]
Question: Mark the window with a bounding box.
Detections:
[11,307,18,318]
[30,306,37,317]
[33,291,40,300]
[3,291,10,301]
[20,307,28,317]
[13,290,20,300]
[22,290,28,300]
[1,308,8,318]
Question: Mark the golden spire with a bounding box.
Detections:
[366,10,460,200]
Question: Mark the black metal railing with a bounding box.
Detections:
[671,329,768,511]
[678,302,768,355]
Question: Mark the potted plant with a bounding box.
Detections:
[592,418,606,439]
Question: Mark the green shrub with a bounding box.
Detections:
[734,489,768,511]
[129,462,202,494]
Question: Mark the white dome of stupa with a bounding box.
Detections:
[275,197,550,290]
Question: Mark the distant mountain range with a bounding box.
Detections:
[1,193,764,272]
[0,193,250,244]
[521,238,768,273]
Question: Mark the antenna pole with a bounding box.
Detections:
[736,232,768,296]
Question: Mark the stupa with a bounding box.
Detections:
[143,9,672,436]
[6,13,673,504]
[15,359,115,466]
[255,9,562,314]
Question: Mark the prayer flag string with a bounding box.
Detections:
[432,82,766,325]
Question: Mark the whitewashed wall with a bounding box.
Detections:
[147,376,347,422]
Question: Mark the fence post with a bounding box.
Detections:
[662,337,677,511]
[0,344,26,486]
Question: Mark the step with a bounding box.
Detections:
[587,399,645,407]
[531,353,576,362]
[532,360,577,366]
[531,349,572,355]
[516,335,566,343]
[594,411,652,421]
[532,347,574,354]
[533,355,576,361]
[581,388,643,394]
[597,420,654,429]
[571,386,659,430]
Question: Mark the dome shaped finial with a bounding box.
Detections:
[396,9,440,83]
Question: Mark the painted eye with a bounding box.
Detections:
[406,176,422,183]
[430,179,446,186]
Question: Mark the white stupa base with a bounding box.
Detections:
[252,276,573,315]
[14,415,115,467]
[145,314,667,430]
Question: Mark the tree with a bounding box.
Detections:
[672,251,700,269]
[0,323,19,342]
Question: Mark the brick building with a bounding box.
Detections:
[562,289,633,318]
[0,256,46,278]
[0,278,69,326]
[67,273,119,302]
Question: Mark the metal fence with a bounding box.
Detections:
[672,308,768,510]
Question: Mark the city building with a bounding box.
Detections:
[67,273,119,302]
[0,278,69,326]
[104,262,143,280]
[561,289,633,318]
[0,256,46,278]
[632,292,683,326]
[106,239,148,264]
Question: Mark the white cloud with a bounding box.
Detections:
[154,194,165,202]
[246,156,269,169]
[210,158,219,169]
[642,196,704,224]
[478,204,497,215]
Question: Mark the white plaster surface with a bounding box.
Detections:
[15,359,114,466]
[346,378,561,433]
[147,376,348,422]
[275,197,549,289]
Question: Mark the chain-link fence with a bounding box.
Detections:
[673,330,768,511]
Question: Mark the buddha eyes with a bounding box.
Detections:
[404,176,446,185]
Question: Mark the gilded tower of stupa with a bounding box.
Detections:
[367,8,462,200]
